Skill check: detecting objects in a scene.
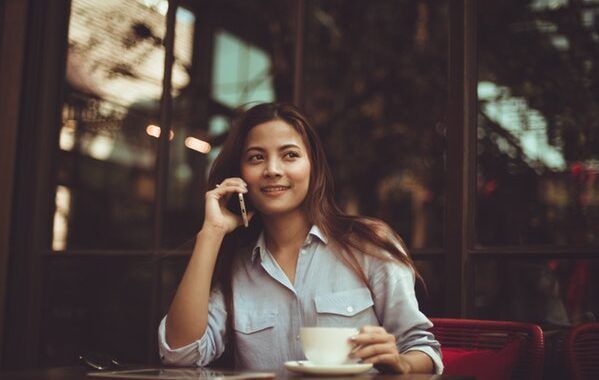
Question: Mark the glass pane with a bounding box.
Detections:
[160,255,188,316]
[473,258,599,327]
[303,0,448,249]
[52,0,174,250]
[414,259,445,316]
[477,0,599,246]
[40,257,154,366]
[163,0,296,247]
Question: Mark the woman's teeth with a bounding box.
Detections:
[262,186,289,192]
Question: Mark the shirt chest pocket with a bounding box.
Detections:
[233,309,278,355]
[313,288,376,327]
[234,310,277,334]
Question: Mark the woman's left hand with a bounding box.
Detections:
[349,326,412,374]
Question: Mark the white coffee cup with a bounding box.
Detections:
[299,327,359,366]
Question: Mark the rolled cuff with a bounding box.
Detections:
[404,346,444,375]
[158,316,214,367]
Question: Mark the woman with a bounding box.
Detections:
[158,103,443,374]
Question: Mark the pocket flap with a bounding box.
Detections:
[234,310,277,334]
[314,288,374,316]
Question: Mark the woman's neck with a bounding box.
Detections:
[262,210,311,257]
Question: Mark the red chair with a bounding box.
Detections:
[564,322,599,380]
[430,318,544,380]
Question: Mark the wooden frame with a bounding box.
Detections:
[2,0,71,369]
[0,0,30,366]
[444,0,477,317]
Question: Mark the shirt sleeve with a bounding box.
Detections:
[158,287,227,367]
[368,257,444,374]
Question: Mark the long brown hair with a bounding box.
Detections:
[207,102,420,366]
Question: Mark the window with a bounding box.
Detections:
[477,0,599,246]
[303,0,449,250]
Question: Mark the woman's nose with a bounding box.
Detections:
[263,159,283,177]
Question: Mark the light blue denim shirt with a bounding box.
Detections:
[158,225,443,374]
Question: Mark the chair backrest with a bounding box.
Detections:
[564,322,599,380]
[430,318,544,380]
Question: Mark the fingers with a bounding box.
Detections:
[349,326,399,366]
[217,178,247,189]
[207,178,248,200]
[362,353,398,365]
[350,342,397,361]
[350,340,405,373]
[359,326,387,334]
[350,327,394,346]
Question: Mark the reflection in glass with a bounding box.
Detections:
[66,0,190,107]
[52,0,177,250]
[303,0,448,249]
[52,186,72,251]
[477,0,599,246]
[160,256,188,316]
[212,30,276,107]
[474,259,599,327]
[163,1,295,247]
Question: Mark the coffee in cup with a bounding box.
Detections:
[299,327,359,366]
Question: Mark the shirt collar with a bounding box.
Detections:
[308,224,328,245]
[251,224,328,263]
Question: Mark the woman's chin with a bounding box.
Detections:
[256,205,302,218]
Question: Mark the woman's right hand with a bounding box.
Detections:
[202,177,253,234]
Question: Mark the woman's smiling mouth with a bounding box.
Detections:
[261,185,291,194]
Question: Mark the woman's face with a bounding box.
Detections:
[240,119,311,217]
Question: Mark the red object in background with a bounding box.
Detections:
[571,162,584,178]
[443,339,522,380]
[548,259,559,271]
[547,260,589,324]
[431,318,544,380]
[564,322,599,380]
[483,179,498,195]
[566,261,589,322]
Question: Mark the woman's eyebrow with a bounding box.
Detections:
[244,143,302,153]
[245,146,264,153]
[278,144,302,151]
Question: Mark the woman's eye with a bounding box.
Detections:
[284,151,300,159]
[248,154,264,162]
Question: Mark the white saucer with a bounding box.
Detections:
[284,361,373,376]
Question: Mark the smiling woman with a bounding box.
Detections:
[158,103,442,374]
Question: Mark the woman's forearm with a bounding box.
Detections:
[165,227,226,349]
[399,350,434,373]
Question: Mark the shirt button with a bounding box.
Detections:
[296,335,300,340]
[346,306,354,313]
[301,249,306,255]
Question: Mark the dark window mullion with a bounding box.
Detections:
[4,0,71,369]
[154,3,177,251]
[445,0,477,318]
[463,0,478,318]
[470,249,599,260]
[293,0,305,107]
[148,0,178,364]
